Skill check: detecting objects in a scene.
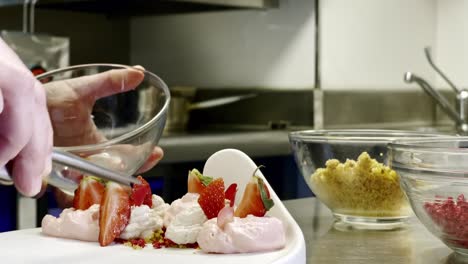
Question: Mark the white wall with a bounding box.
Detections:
[320,0,437,90]
[435,0,468,89]
[130,0,315,89]
[130,0,466,92]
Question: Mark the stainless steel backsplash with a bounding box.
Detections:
[322,89,452,129]
[184,87,455,132]
[187,88,315,132]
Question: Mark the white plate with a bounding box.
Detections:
[0,149,306,264]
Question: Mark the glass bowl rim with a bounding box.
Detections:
[288,129,446,143]
[387,137,468,153]
[37,63,171,152]
[387,137,468,176]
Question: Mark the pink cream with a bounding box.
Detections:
[197,215,286,253]
[41,204,99,242]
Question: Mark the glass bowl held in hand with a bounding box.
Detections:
[38,64,170,193]
[289,129,443,231]
[389,138,468,260]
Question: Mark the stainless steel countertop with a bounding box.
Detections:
[283,198,456,264]
[158,131,292,163]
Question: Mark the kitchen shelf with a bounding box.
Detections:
[0,0,278,16]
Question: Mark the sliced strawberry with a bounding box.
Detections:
[99,182,131,247]
[188,169,213,194]
[234,172,274,218]
[130,176,152,207]
[198,178,225,219]
[73,176,105,210]
[225,183,238,207]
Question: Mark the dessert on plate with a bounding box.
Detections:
[41,167,286,253]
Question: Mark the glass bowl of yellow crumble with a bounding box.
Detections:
[289,130,445,231]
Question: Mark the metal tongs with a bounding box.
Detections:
[0,149,140,191]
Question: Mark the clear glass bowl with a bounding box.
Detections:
[37,64,170,193]
[388,138,468,260]
[289,129,443,231]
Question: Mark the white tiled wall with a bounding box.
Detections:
[130,0,315,89]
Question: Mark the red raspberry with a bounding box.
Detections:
[425,194,468,248]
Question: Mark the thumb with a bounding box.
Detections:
[132,65,145,71]
[65,67,145,100]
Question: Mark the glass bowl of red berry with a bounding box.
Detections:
[388,137,468,260]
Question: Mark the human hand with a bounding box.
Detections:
[45,67,143,146]
[43,66,163,206]
[0,38,53,197]
[45,66,163,168]
[44,67,163,200]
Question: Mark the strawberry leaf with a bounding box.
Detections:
[85,175,105,184]
[192,169,213,186]
[257,177,274,211]
[200,175,213,186]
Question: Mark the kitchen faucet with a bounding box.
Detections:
[404,47,468,135]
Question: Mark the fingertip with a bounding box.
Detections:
[11,159,43,197]
[43,152,52,176]
[102,67,145,97]
[135,146,164,174]
[14,174,42,197]
[32,179,49,199]
[153,146,164,161]
[132,65,145,71]
[126,68,145,89]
